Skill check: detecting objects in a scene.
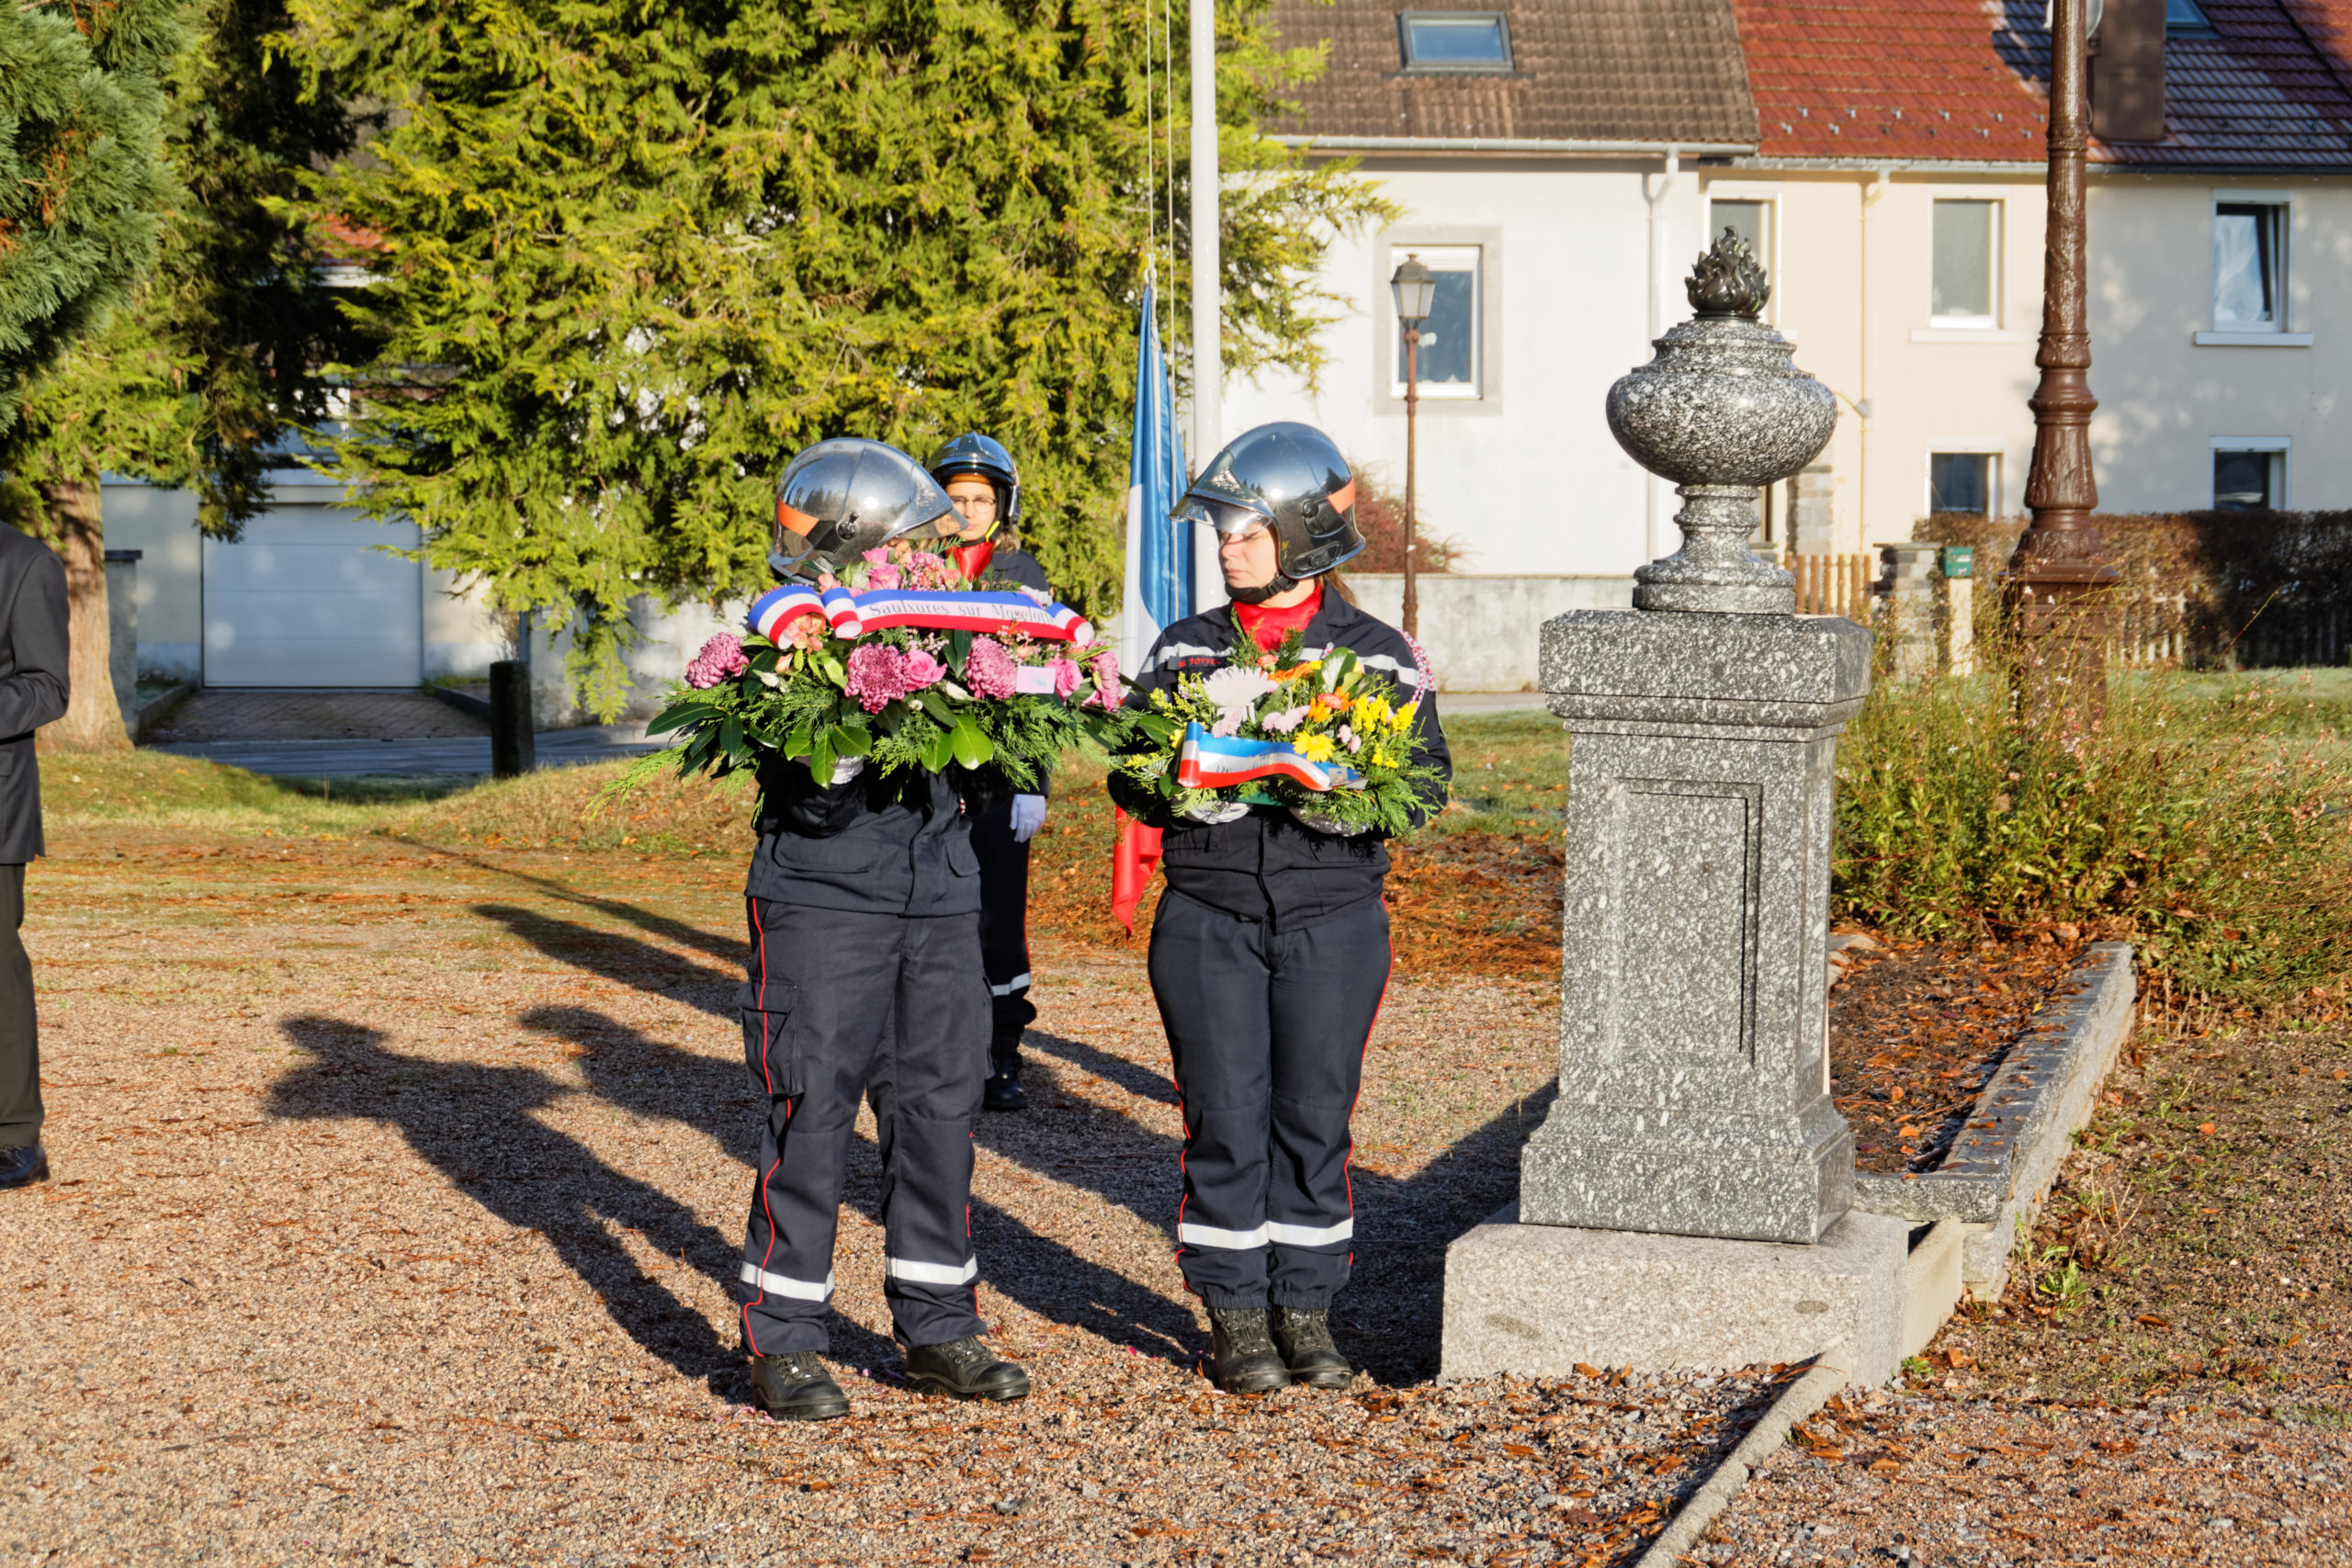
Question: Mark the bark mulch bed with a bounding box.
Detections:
[1827,933,2093,1175]
[1712,1003,2352,1563]
[0,826,1747,1566]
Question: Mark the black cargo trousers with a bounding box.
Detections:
[1148,888,1392,1311]
[737,897,991,1355]
[968,796,1036,1071]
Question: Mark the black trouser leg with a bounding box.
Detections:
[970,799,1035,1073]
[1148,889,1390,1310]
[867,911,992,1345]
[0,865,38,1151]
[738,901,989,1355]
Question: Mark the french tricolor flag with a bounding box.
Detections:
[748,583,864,643]
[851,589,1092,644]
[1174,724,1364,794]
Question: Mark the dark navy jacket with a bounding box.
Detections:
[1109,590,1452,930]
[747,760,993,918]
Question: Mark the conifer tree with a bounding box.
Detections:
[287,0,1392,716]
[0,0,184,425]
[0,0,364,750]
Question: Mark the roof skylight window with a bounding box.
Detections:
[2165,0,2213,30]
[1397,12,1512,72]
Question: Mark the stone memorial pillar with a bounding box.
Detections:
[1444,234,1912,1385]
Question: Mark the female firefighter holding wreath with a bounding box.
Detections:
[1109,422,1452,1393]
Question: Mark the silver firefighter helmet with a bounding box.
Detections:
[927,431,1023,527]
[771,438,958,578]
[1173,422,1364,587]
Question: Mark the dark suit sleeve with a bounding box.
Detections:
[0,547,70,740]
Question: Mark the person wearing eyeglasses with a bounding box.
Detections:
[928,433,1053,1112]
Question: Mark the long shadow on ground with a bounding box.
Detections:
[380,878,1558,1386]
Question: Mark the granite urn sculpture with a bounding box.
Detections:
[1518,231,1871,1246]
[1442,234,1926,1386]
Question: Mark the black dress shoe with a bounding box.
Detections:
[0,1145,47,1190]
[1205,1307,1293,1394]
[981,1071,1027,1112]
[1269,1305,1353,1389]
[902,1335,1031,1401]
[747,1351,850,1421]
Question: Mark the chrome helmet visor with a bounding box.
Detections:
[1171,492,1274,536]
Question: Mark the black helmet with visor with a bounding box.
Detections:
[927,431,1023,532]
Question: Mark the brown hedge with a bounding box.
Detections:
[1913,511,2352,668]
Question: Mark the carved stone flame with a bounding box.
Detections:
[1685,229,1771,321]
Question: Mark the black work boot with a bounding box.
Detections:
[747,1351,849,1421]
[982,1050,1026,1112]
[903,1336,1031,1401]
[1269,1305,1353,1390]
[1205,1307,1293,1394]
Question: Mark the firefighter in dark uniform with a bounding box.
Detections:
[739,437,1031,1421]
[1110,423,1452,1394]
[928,433,1049,1112]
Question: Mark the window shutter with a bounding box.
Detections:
[2093,0,2168,142]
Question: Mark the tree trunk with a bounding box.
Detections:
[30,474,130,754]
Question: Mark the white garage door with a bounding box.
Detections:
[203,507,423,686]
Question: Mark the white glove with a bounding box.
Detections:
[1010,794,1047,842]
[1290,805,1368,837]
[1181,799,1250,826]
[826,755,865,785]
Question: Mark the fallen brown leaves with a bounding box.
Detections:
[1829,934,2088,1173]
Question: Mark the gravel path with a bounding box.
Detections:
[0,830,1744,1565]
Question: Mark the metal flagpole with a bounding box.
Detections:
[1189,0,1223,607]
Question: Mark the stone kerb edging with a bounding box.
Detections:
[1851,941,2137,1299]
[1633,1350,1855,1568]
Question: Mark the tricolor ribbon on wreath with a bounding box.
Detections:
[1173,724,1365,794]
[748,583,1092,646]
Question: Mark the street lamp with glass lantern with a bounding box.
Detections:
[1390,253,1436,637]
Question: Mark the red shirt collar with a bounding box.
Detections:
[1233,581,1324,651]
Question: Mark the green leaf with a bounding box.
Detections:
[921,727,956,772]
[811,735,837,782]
[949,629,974,670]
[834,720,873,757]
[920,690,956,727]
[647,705,706,737]
[950,716,994,769]
[785,723,814,760]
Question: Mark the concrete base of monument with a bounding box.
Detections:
[1441,1205,1975,1388]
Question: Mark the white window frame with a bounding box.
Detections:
[1387,243,1484,401]
[1396,10,1513,73]
[1924,440,2006,517]
[2211,435,2290,510]
[2198,190,2309,345]
[1928,197,2003,328]
[1705,185,1781,327]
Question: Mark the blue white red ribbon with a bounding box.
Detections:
[1174,723,1364,794]
[747,584,1092,646]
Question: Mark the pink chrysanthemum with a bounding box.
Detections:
[844,643,910,713]
[684,634,750,689]
[1047,658,1081,699]
[965,636,1017,700]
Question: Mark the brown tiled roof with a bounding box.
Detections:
[1732,0,2352,169]
[1268,0,1759,147]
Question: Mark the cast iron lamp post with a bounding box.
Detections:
[1390,254,1436,637]
[2011,0,2118,732]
